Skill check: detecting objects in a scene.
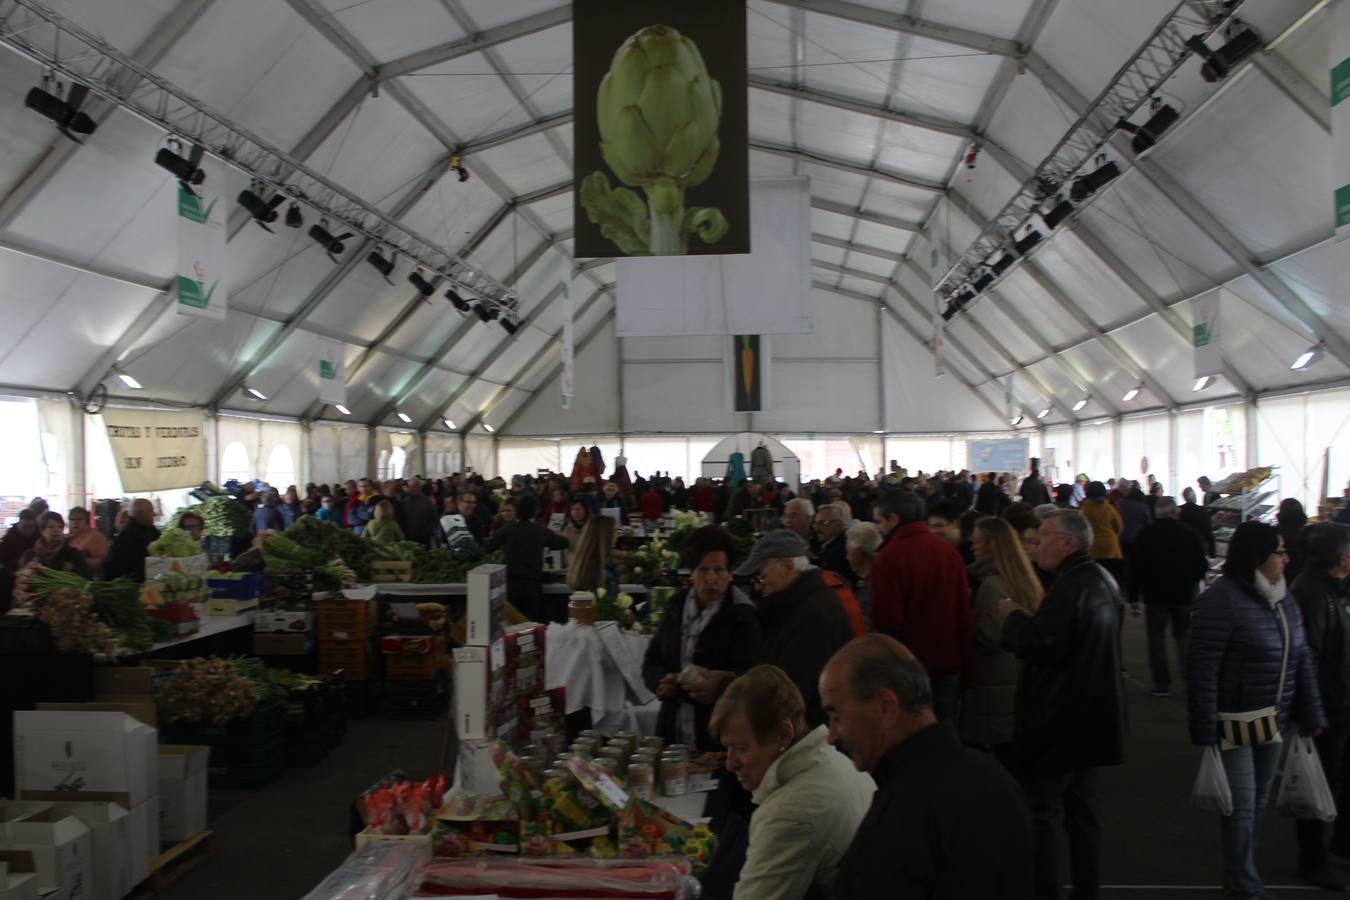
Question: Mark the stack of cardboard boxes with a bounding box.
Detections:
[7,704,211,900]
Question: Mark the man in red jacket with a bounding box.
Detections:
[869,489,977,723]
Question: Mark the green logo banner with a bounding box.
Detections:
[176,276,216,310]
[1193,322,1211,348]
[319,360,335,380]
[1333,57,1350,106]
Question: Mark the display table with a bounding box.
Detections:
[145,611,255,656]
[546,622,653,729]
[359,582,650,596]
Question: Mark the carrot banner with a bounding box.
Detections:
[733,334,761,411]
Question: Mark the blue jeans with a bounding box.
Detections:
[1220,741,1283,898]
[1144,603,1190,692]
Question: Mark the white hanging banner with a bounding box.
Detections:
[174,159,228,320]
[560,281,575,411]
[102,408,207,492]
[614,177,811,336]
[318,339,346,406]
[1333,0,1350,238]
[1193,289,1224,378]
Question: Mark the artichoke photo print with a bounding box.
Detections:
[581,25,728,256]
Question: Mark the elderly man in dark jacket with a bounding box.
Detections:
[1130,496,1209,698]
[104,499,161,582]
[823,634,1033,899]
[1000,508,1126,900]
[1290,523,1350,886]
[735,529,853,728]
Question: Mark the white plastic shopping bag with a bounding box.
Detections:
[1189,745,1233,816]
[1274,733,1337,821]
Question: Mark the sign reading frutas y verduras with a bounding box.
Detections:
[102,409,207,492]
[573,0,748,258]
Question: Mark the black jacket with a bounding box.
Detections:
[483,521,570,586]
[975,482,1009,516]
[641,587,763,752]
[835,723,1033,900]
[1002,551,1127,773]
[760,568,854,728]
[1292,569,1350,725]
[818,534,857,587]
[1019,477,1051,507]
[103,520,160,582]
[1179,502,1216,557]
[1128,517,1208,606]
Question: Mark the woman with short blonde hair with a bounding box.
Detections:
[709,665,874,900]
[963,516,1044,752]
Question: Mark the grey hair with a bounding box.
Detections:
[789,556,814,573]
[1042,508,1093,551]
[786,497,815,517]
[846,522,882,557]
[846,635,933,714]
[816,502,843,522]
[1155,496,1178,519]
[1182,486,1197,504]
[1033,503,1060,521]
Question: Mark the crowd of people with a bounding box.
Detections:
[6,459,1350,898]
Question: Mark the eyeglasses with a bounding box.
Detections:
[813,519,839,529]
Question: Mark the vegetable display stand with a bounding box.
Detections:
[164,702,288,789]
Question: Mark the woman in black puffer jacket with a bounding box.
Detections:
[1187,522,1326,900]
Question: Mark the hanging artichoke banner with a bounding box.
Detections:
[573,0,749,258]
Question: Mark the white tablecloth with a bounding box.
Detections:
[545,622,654,727]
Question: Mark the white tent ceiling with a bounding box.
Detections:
[0,0,1343,436]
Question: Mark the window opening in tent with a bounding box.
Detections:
[377,449,391,482]
[266,445,296,490]
[389,446,407,480]
[220,442,250,483]
[40,431,65,514]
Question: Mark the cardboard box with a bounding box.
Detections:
[254,609,313,634]
[451,648,488,741]
[158,746,209,843]
[352,829,432,861]
[0,851,38,900]
[126,799,158,885]
[465,564,506,647]
[14,711,157,808]
[252,633,313,656]
[7,809,92,900]
[145,555,207,586]
[39,801,131,900]
[37,700,157,730]
[0,803,52,845]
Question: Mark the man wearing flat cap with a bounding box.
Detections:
[736,529,855,727]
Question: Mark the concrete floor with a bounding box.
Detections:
[159,615,1346,900]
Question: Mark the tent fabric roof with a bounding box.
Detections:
[0,0,1342,435]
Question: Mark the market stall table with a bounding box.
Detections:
[144,611,255,658]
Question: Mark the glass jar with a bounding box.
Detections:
[626,762,655,801]
[599,746,629,770]
[595,757,622,782]
[520,755,548,784]
[660,753,689,796]
[542,767,576,788]
[568,592,597,625]
[639,735,666,754]
[611,731,637,753]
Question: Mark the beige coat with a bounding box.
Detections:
[736,725,875,900]
[961,560,1021,747]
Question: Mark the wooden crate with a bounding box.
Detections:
[371,560,413,583]
[319,638,373,680]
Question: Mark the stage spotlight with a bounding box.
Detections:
[408,270,436,297]
[971,270,994,293]
[500,318,518,335]
[987,251,1013,277]
[24,80,96,142]
[155,139,205,194]
[1070,158,1121,201]
[237,187,285,232]
[1187,28,1261,83]
[473,302,498,323]
[309,219,352,263]
[1118,99,1179,154]
[285,203,304,228]
[1042,197,1074,230]
[446,289,471,313]
[367,249,396,284]
[1013,229,1042,256]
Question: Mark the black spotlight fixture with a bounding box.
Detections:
[285,202,304,229]
[987,250,1014,277]
[1041,196,1074,230]
[1117,98,1179,155]
[366,248,396,284]
[941,304,958,322]
[473,302,498,323]
[1186,27,1261,83]
[308,218,352,263]
[1070,156,1122,201]
[1013,228,1042,256]
[155,139,206,195]
[971,269,995,293]
[408,270,436,297]
[446,289,471,313]
[24,78,96,143]
[500,317,518,335]
[237,185,285,232]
